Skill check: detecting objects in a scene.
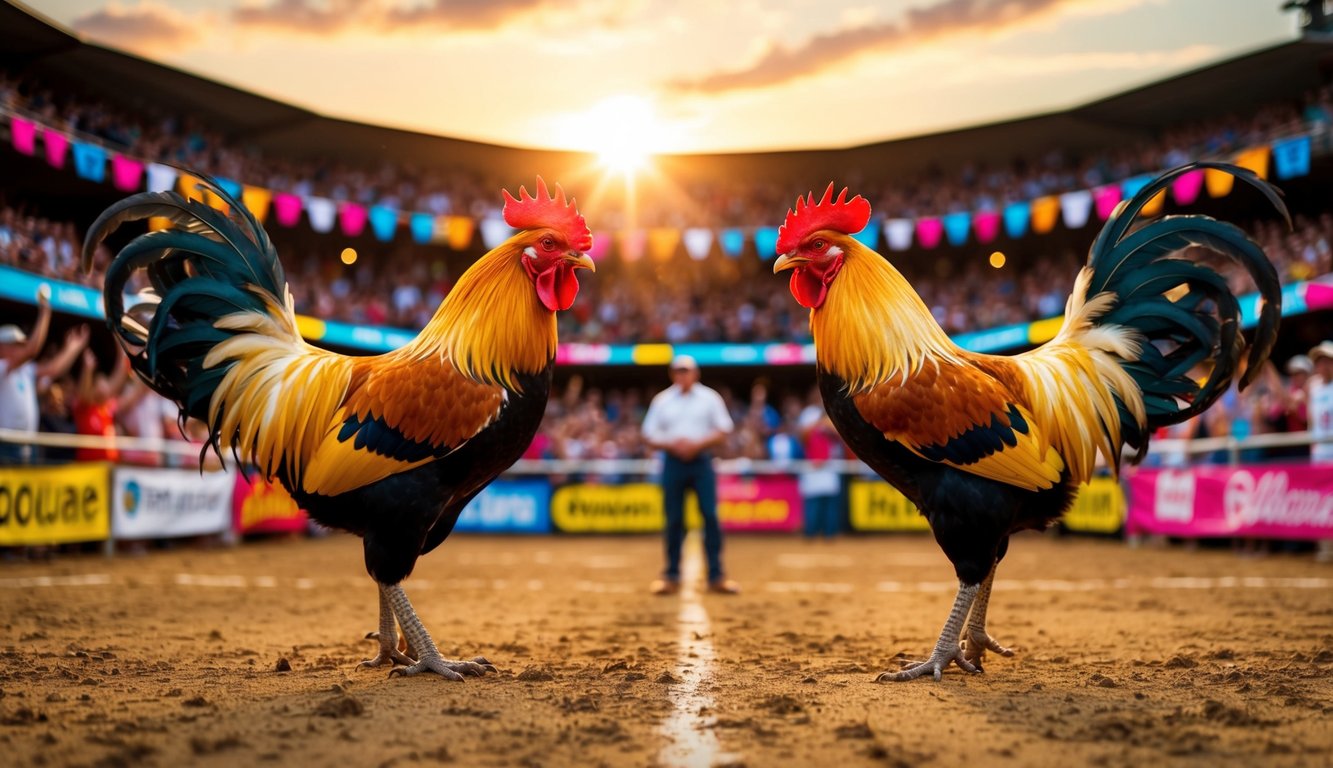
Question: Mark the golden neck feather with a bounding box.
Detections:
[408,234,557,390]
[809,239,959,393]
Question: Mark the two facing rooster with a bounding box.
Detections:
[85,162,1284,683]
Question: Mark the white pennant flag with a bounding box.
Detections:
[682,228,713,260]
[146,163,178,194]
[479,218,515,249]
[1060,190,1094,230]
[885,218,914,251]
[305,197,337,233]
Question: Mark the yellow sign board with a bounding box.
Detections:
[848,480,930,532]
[551,483,663,533]
[1063,477,1126,533]
[0,464,111,545]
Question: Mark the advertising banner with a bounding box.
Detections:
[455,479,552,534]
[233,474,307,535]
[0,463,110,545]
[1062,477,1126,534]
[112,467,233,540]
[1127,464,1333,539]
[551,476,804,533]
[848,480,929,532]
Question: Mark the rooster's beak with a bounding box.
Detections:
[568,252,596,272]
[773,252,804,274]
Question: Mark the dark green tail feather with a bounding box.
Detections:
[82,170,289,428]
[1085,162,1287,456]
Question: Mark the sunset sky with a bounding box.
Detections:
[24,1,1300,154]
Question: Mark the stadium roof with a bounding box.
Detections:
[3,0,1332,183]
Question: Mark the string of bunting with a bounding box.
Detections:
[5,110,1316,261]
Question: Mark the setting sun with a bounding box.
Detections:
[557,95,672,173]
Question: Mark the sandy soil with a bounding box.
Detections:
[0,532,1329,768]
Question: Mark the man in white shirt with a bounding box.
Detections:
[642,355,738,594]
[1310,341,1333,465]
[0,293,89,464]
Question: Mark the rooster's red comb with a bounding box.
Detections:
[502,177,593,252]
[776,183,872,255]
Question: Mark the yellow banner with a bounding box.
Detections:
[551,483,662,533]
[848,480,930,532]
[1063,476,1125,533]
[0,464,111,545]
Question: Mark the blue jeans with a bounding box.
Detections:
[661,454,724,582]
[803,494,841,538]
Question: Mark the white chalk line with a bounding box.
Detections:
[656,534,736,768]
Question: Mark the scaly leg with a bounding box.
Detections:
[382,584,497,680]
[878,582,980,682]
[359,584,416,669]
[961,564,1015,670]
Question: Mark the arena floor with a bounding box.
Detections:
[1,533,1330,768]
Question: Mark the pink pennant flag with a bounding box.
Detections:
[915,217,943,250]
[10,116,36,155]
[973,210,1000,244]
[272,193,303,228]
[1094,184,1122,220]
[587,231,612,262]
[1171,169,1204,206]
[110,155,144,191]
[42,128,68,169]
[339,202,367,237]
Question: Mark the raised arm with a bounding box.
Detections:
[36,324,90,380]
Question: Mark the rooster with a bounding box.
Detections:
[773,163,1286,681]
[82,175,595,680]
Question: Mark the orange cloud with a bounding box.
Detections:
[70,2,201,52]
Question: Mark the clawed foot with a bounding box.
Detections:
[388,654,497,681]
[961,628,1015,670]
[359,631,415,669]
[876,645,978,682]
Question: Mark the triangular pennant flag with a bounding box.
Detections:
[588,231,612,262]
[1003,202,1030,239]
[72,142,107,182]
[1271,136,1311,180]
[272,193,303,227]
[1171,169,1205,206]
[201,177,234,212]
[1059,190,1093,229]
[851,219,881,249]
[446,216,475,250]
[1093,184,1122,220]
[10,116,35,155]
[915,217,943,249]
[368,205,398,242]
[1120,174,1154,201]
[410,212,434,244]
[885,218,914,251]
[216,177,243,199]
[146,162,178,194]
[479,217,514,249]
[753,226,780,259]
[340,202,368,237]
[1140,189,1166,217]
[1233,145,1270,180]
[618,229,647,262]
[177,173,206,204]
[648,228,681,261]
[42,128,68,169]
[241,186,271,225]
[111,155,144,191]
[682,228,713,260]
[306,197,337,233]
[942,212,970,246]
[719,228,745,258]
[973,210,1000,244]
[1030,196,1060,234]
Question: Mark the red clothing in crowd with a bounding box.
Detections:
[72,398,118,462]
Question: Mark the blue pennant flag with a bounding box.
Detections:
[72,141,107,182]
[1120,174,1154,201]
[409,213,434,244]
[851,220,880,249]
[369,206,398,242]
[1003,202,1030,240]
[943,212,970,247]
[1272,136,1311,180]
[719,228,745,258]
[215,177,243,200]
[753,226,780,260]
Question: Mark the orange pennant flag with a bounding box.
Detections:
[1030,196,1061,234]
[1139,189,1167,217]
[241,186,272,225]
[446,216,475,251]
[1233,145,1270,181]
[1205,167,1235,198]
[647,228,681,261]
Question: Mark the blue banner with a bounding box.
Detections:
[753,227,780,260]
[1003,202,1030,239]
[1272,136,1311,180]
[851,220,880,249]
[72,141,107,182]
[369,205,398,242]
[455,479,552,533]
[409,213,434,244]
[719,228,745,258]
[943,212,970,247]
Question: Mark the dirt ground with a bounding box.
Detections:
[0,532,1330,768]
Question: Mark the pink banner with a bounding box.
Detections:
[717,475,802,532]
[111,154,144,191]
[973,210,1000,244]
[233,474,308,535]
[272,193,303,227]
[915,217,943,249]
[42,128,68,169]
[1127,464,1333,540]
[10,116,36,155]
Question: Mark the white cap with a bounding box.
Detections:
[1310,341,1333,361]
[669,354,698,372]
[1286,355,1314,374]
[0,325,27,344]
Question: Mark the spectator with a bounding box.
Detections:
[0,293,88,463]
[798,388,844,539]
[71,347,132,463]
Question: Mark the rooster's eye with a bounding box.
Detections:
[541,237,556,251]
[812,239,826,251]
